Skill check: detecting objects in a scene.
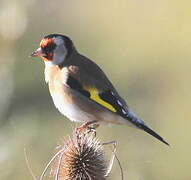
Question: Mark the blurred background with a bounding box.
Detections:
[0,0,190,179]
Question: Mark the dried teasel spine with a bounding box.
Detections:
[51,130,109,180]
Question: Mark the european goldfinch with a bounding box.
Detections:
[31,34,169,145]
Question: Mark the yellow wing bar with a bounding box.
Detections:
[84,87,117,112]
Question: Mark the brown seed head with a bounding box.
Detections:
[51,130,108,180]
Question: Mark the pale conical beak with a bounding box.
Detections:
[30,47,45,57]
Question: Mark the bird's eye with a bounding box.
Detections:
[43,43,56,55]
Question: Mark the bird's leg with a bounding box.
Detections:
[86,123,99,137]
[75,120,99,134]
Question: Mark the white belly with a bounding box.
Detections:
[51,92,94,122]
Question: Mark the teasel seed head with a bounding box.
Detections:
[51,130,108,180]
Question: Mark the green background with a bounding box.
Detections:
[0,0,190,179]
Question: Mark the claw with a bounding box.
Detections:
[75,121,99,134]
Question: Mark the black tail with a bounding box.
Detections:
[137,122,169,146]
[126,111,169,146]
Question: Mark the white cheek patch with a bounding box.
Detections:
[54,37,64,46]
[52,37,68,65]
[53,44,68,65]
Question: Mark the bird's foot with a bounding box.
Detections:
[75,121,99,135]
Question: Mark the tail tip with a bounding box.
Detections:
[161,138,170,146]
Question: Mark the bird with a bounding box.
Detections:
[31,34,169,145]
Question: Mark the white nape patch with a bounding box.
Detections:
[52,37,68,65]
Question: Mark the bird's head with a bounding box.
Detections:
[31,34,74,65]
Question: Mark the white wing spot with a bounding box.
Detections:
[117,100,123,106]
[111,91,115,95]
[122,109,127,115]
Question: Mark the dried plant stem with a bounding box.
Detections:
[40,149,64,180]
[24,148,37,180]
[102,141,124,180]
